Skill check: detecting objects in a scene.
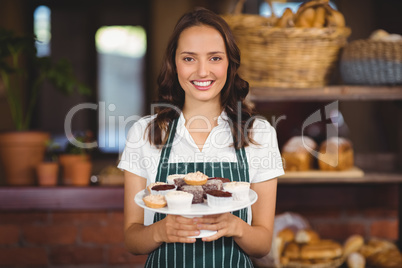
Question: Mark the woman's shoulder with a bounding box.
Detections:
[127,114,157,139]
[250,116,275,131]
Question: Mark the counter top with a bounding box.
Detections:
[0,186,124,210]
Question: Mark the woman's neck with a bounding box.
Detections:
[182,101,222,128]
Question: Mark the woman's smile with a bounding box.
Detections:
[191,80,215,90]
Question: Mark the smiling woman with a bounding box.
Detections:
[119,7,284,268]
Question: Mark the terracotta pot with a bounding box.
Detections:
[59,154,89,185]
[0,132,49,186]
[70,161,92,186]
[36,162,59,186]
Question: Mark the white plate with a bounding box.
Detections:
[134,189,258,216]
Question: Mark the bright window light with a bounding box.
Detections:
[34,5,51,57]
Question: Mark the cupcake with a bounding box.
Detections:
[150,184,177,196]
[180,185,204,204]
[223,182,250,201]
[146,182,167,194]
[206,190,233,208]
[142,194,167,208]
[167,174,186,185]
[165,191,194,210]
[184,171,208,186]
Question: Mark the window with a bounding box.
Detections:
[34,5,51,57]
[95,26,147,153]
[259,1,337,17]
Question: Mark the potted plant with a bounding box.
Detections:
[36,140,60,186]
[0,28,91,185]
[59,131,94,186]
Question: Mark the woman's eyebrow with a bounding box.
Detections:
[179,51,225,55]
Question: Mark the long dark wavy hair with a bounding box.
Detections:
[147,7,256,149]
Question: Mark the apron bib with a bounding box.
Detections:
[145,118,254,268]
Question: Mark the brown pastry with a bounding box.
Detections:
[318,137,354,171]
[282,136,317,171]
[343,234,364,257]
[142,194,167,209]
[367,248,402,268]
[300,239,343,260]
[283,242,300,260]
[276,8,294,28]
[312,6,326,27]
[295,229,320,244]
[359,238,398,258]
[295,7,316,27]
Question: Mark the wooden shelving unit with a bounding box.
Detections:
[250,85,402,102]
[250,84,402,247]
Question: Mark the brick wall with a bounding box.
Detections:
[0,211,147,267]
[0,184,398,267]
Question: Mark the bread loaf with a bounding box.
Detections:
[282,136,317,171]
[295,229,320,244]
[343,234,364,256]
[318,137,354,171]
[300,239,343,260]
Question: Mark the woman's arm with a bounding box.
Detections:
[198,178,277,258]
[124,170,200,255]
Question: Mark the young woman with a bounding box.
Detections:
[118,7,284,267]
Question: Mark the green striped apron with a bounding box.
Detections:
[145,118,253,268]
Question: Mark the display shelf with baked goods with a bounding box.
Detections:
[249,85,402,102]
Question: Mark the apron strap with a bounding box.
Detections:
[155,118,179,180]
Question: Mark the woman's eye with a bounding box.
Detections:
[184,57,194,62]
[211,56,222,62]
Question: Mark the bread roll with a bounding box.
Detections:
[367,248,402,267]
[318,137,354,171]
[347,252,365,268]
[295,229,320,244]
[283,242,300,260]
[282,136,317,171]
[326,8,345,27]
[359,238,397,258]
[295,7,315,27]
[276,8,294,28]
[343,234,364,256]
[300,239,343,260]
[312,6,326,27]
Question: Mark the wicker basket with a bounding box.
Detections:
[222,2,351,88]
[340,40,402,85]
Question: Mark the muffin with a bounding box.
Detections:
[150,184,177,196]
[142,194,167,209]
[180,185,204,204]
[184,171,208,186]
[165,191,194,210]
[167,174,186,185]
[223,182,250,201]
[206,190,233,208]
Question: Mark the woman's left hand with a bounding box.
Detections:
[195,213,243,242]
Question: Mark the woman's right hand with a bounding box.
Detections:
[154,215,200,243]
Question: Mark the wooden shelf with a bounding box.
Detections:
[249,85,402,102]
[278,172,402,184]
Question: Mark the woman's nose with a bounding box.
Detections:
[197,61,209,77]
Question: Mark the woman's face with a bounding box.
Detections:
[175,25,229,106]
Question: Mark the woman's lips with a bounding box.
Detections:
[192,80,214,91]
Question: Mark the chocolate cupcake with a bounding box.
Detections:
[206,190,233,208]
[150,184,177,196]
